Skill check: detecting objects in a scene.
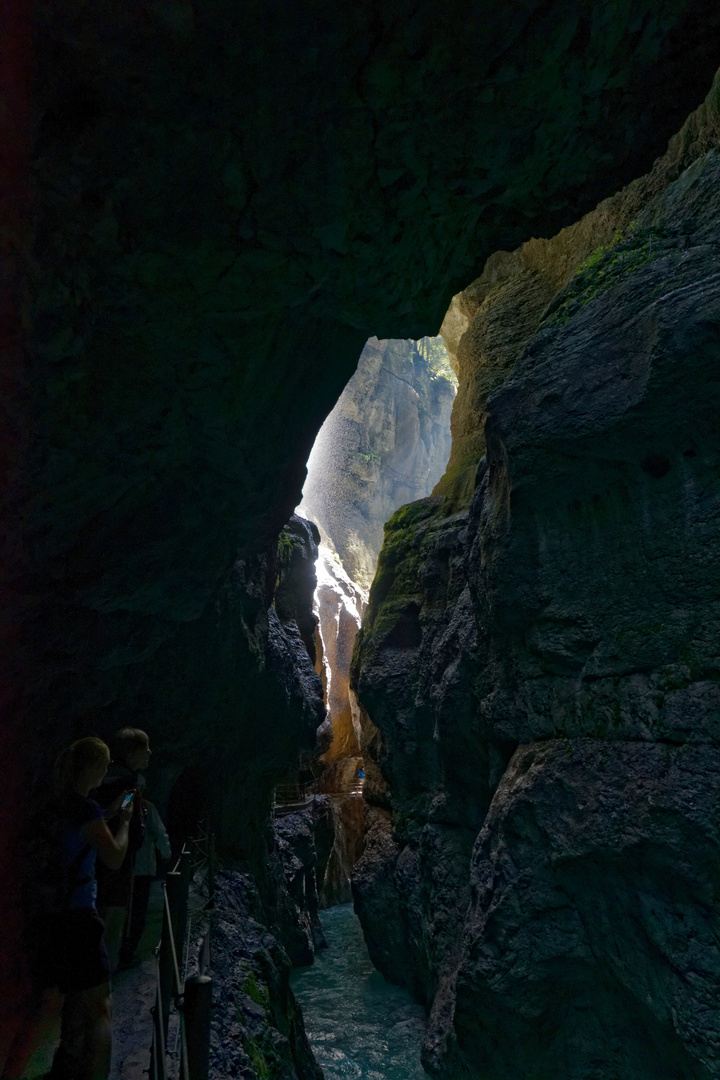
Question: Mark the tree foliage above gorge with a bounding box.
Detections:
[411,337,457,386]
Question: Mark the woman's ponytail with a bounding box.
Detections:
[52,737,110,797]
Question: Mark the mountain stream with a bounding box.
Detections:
[290,903,430,1080]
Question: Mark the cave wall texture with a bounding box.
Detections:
[3,0,720,1069]
[352,72,720,1079]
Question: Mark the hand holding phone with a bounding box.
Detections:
[120,792,134,812]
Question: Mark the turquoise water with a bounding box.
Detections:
[290,903,430,1080]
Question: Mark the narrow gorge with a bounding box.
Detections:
[2,5,720,1080]
[296,335,455,904]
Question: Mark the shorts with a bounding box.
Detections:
[28,909,110,994]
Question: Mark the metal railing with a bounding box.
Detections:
[186,824,216,909]
[149,840,214,1080]
[272,779,364,812]
[273,780,318,806]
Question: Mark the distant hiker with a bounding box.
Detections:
[94,728,149,972]
[117,798,171,970]
[6,737,133,1080]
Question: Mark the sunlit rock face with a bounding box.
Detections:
[304,334,456,773]
[353,78,720,1079]
[313,545,367,778]
[300,338,456,902]
[301,337,456,591]
[301,337,456,779]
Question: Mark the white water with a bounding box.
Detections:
[291,903,430,1080]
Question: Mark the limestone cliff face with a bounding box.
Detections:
[352,75,720,1079]
[301,336,456,591]
[301,339,455,772]
[313,545,366,777]
[301,338,455,901]
[311,545,368,903]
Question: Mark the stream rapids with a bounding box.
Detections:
[291,903,430,1080]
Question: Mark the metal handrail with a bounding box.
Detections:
[272,781,364,811]
[149,839,213,1080]
[273,779,318,804]
[163,883,184,998]
[150,958,167,1080]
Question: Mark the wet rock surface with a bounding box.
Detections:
[425,740,720,1080]
[208,870,323,1080]
[352,83,720,1079]
[274,798,335,965]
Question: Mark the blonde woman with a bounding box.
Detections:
[7,738,134,1080]
[95,727,150,972]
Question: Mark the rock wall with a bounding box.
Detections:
[352,74,720,1079]
[202,801,334,1078]
[301,336,456,592]
[207,869,323,1080]
[313,545,367,784]
[300,337,455,903]
[274,797,335,966]
[4,0,720,1047]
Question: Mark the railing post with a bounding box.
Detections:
[183,975,212,1080]
[198,933,211,978]
[173,849,191,975]
[158,874,180,1033]
[149,974,168,1080]
[207,833,215,909]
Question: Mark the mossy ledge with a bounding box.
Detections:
[436,69,720,512]
[354,496,443,661]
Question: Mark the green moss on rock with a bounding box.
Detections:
[541,224,674,326]
[362,498,441,635]
[245,1036,271,1080]
[242,970,271,1009]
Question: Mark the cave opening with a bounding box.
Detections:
[276,334,457,904]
